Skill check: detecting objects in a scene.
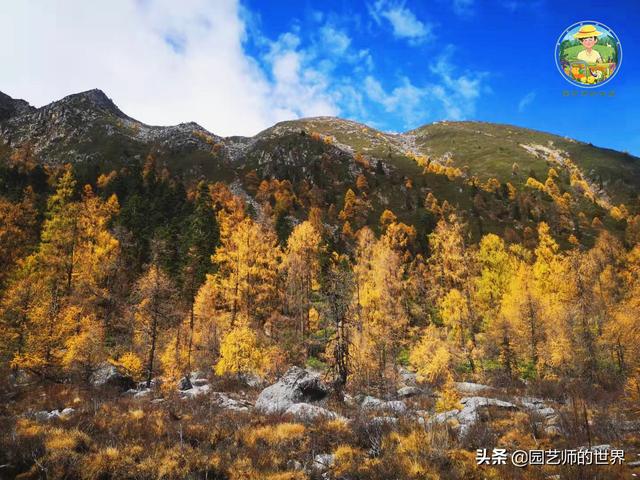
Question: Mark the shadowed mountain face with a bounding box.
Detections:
[0,91,34,122]
[1,89,638,245]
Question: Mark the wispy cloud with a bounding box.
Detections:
[369,0,434,44]
[319,25,351,55]
[518,91,536,112]
[452,0,475,16]
[363,46,488,127]
[502,0,545,12]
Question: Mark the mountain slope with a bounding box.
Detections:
[1,89,638,246]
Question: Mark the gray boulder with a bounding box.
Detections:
[517,396,556,418]
[361,395,407,414]
[90,363,136,391]
[397,386,422,398]
[34,410,60,422]
[255,366,329,414]
[211,392,251,411]
[284,403,341,422]
[369,416,399,427]
[33,407,74,422]
[180,383,211,399]
[426,396,517,437]
[133,388,152,399]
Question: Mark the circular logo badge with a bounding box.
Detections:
[555,21,622,88]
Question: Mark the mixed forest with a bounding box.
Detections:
[1,90,640,479]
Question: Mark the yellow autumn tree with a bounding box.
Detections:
[207,217,281,329]
[283,221,322,344]
[532,222,572,376]
[409,325,453,385]
[215,323,266,376]
[351,228,409,393]
[62,313,106,381]
[132,263,179,387]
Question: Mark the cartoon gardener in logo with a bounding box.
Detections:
[574,24,603,63]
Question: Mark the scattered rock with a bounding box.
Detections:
[177,376,193,391]
[180,384,211,399]
[189,371,207,381]
[284,403,341,421]
[10,369,35,387]
[518,396,556,418]
[426,409,460,427]
[397,367,417,387]
[369,416,399,427]
[137,378,161,390]
[90,363,136,391]
[544,425,562,437]
[361,396,407,414]
[589,444,611,451]
[239,372,265,388]
[455,382,494,395]
[287,459,303,471]
[34,410,59,422]
[313,453,335,472]
[426,397,517,436]
[255,367,329,415]
[360,396,384,409]
[33,408,74,421]
[133,388,151,399]
[397,386,421,398]
[211,392,250,411]
[457,397,517,436]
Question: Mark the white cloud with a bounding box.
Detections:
[0,0,341,137]
[369,1,434,44]
[0,1,491,136]
[264,32,340,121]
[518,91,536,112]
[320,25,352,55]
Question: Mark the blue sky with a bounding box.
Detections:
[1,0,639,155]
[240,0,640,154]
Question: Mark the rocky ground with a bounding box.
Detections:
[3,364,638,479]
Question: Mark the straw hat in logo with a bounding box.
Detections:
[573,24,603,39]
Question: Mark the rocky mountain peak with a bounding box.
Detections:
[50,88,127,119]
